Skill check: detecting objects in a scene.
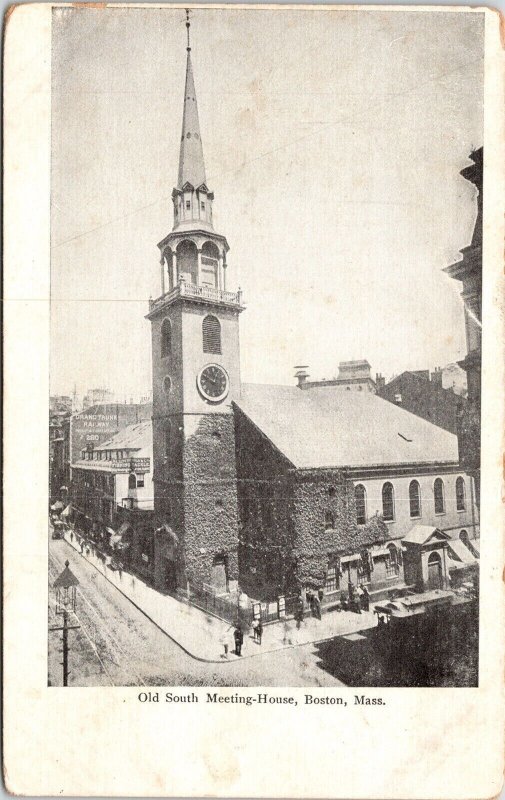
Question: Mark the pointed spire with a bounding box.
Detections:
[177,10,206,190]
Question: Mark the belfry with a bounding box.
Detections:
[157,11,230,295]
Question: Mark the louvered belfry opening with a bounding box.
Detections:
[202,314,221,354]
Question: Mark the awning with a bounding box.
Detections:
[340,554,361,565]
[372,547,391,559]
[60,504,72,519]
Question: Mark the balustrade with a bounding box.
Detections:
[149,279,242,312]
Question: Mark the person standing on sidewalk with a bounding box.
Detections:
[361,585,370,612]
[256,621,263,645]
[234,626,243,656]
[355,584,364,614]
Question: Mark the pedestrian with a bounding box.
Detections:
[295,598,304,629]
[257,620,263,645]
[233,626,243,656]
[252,618,260,643]
[314,596,322,620]
[355,584,364,614]
[221,630,230,658]
[362,585,370,612]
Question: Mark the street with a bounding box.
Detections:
[48,538,345,687]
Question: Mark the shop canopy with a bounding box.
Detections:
[340,554,362,565]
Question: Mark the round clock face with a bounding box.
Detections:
[197,364,229,403]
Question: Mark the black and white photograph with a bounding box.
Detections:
[47,5,483,689]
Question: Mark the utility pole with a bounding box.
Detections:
[50,610,80,686]
[51,560,80,686]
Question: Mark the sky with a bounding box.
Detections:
[50,7,484,400]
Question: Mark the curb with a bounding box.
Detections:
[58,533,376,665]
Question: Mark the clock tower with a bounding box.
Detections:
[146,13,243,596]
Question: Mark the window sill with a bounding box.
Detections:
[434,511,446,516]
[409,515,421,520]
[384,518,395,524]
[457,508,466,513]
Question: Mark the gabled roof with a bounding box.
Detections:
[94,420,152,459]
[235,383,459,470]
[402,526,451,546]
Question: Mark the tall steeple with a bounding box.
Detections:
[177,14,206,190]
[155,9,232,296]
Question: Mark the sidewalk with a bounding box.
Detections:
[60,528,377,662]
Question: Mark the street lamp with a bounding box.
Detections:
[54,560,79,613]
[51,560,80,686]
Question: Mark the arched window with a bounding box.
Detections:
[128,473,137,490]
[459,529,470,547]
[202,315,221,354]
[324,511,335,530]
[409,480,421,518]
[434,478,445,514]
[382,482,395,521]
[456,476,466,511]
[177,239,198,284]
[355,484,367,525]
[161,318,172,358]
[163,376,172,394]
[201,241,219,289]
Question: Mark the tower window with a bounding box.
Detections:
[163,376,172,394]
[434,478,445,514]
[456,476,466,511]
[409,480,421,518]
[201,201,205,211]
[186,200,191,210]
[355,484,367,525]
[161,318,172,358]
[382,482,395,521]
[202,315,221,354]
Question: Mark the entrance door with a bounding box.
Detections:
[164,559,177,593]
[427,552,442,590]
[211,555,228,593]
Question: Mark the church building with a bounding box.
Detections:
[145,17,479,608]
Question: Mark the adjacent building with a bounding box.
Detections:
[444,147,483,508]
[377,369,465,434]
[71,420,155,580]
[295,360,377,393]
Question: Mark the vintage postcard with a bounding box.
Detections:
[3,3,504,797]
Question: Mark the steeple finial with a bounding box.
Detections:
[186,9,191,52]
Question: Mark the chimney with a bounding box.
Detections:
[294,365,309,389]
[376,372,385,390]
[431,367,443,387]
